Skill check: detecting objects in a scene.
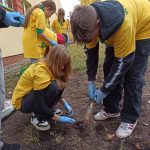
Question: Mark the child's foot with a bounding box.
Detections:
[116,121,137,138]
[31,115,50,131]
[94,109,120,121]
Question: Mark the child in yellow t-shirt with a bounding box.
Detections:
[12,45,76,131]
[51,8,69,34]
[51,8,75,44]
[22,0,56,63]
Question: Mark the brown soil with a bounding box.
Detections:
[1,65,150,150]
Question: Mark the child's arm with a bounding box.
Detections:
[37,29,58,46]
[38,32,51,43]
[52,114,75,124]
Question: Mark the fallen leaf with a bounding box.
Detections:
[135,143,141,149]
[105,133,115,141]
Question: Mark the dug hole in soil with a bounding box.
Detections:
[1,64,150,150]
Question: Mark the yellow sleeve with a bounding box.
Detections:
[114,26,135,58]
[33,64,51,90]
[43,28,57,43]
[33,8,47,30]
[86,37,99,49]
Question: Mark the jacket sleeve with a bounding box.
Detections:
[101,52,135,94]
[33,87,54,120]
[84,43,99,81]
[0,7,7,28]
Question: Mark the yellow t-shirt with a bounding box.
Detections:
[80,0,97,5]
[22,8,47,59]
[86,37,99,49]
[87,0,150,58]
[11,61,54,110]
[51,19,69,34]
[106,0,150,58]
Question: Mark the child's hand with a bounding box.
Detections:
[49,40,58,46]
[64,102,74,116]
[58,116,76,124]
[3,11,24,27]
[88,81,96,99]
[93,89,107,104]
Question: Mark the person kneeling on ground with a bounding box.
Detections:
[11,45,76,131]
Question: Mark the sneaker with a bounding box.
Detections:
[94,109,120,121]
[54,109,63,116]
[31,116,50,131]
[116,121,137,138]
[1,143,22,150]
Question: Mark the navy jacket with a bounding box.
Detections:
[0,7,7,28]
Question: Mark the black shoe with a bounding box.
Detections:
[1,143,22,150]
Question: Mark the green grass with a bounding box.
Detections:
[67,43,105,70]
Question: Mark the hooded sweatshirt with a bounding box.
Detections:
[85,0,150,93]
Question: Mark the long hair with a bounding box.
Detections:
[45,45,72,88]
[24,0,56,28]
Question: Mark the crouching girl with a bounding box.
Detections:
[11,45,75,131]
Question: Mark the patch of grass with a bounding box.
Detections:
[21,125,40,144]
[67,43,105,70]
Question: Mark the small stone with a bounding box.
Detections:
[8,91,12,95]
[135,143,141,149]
[143,123,149,126]
[148,100,150,104]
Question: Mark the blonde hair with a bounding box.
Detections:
[24,0,56,28]
[45,45,72,88]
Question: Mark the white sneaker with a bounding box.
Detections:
[31,116,50,131]
[94,109,120,121]
[54,109,63,116]
[116,121,137,138]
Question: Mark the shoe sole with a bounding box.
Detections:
[94,113,120,121]
[31,119,50,131]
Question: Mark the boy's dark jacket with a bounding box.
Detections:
[91,0,124,43]
[85,0,135,94]
[0,7,7,28]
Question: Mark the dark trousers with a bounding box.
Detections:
[103,39,150,123]
[20,81,63,120]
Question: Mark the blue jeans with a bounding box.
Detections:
[103,39,150,123]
